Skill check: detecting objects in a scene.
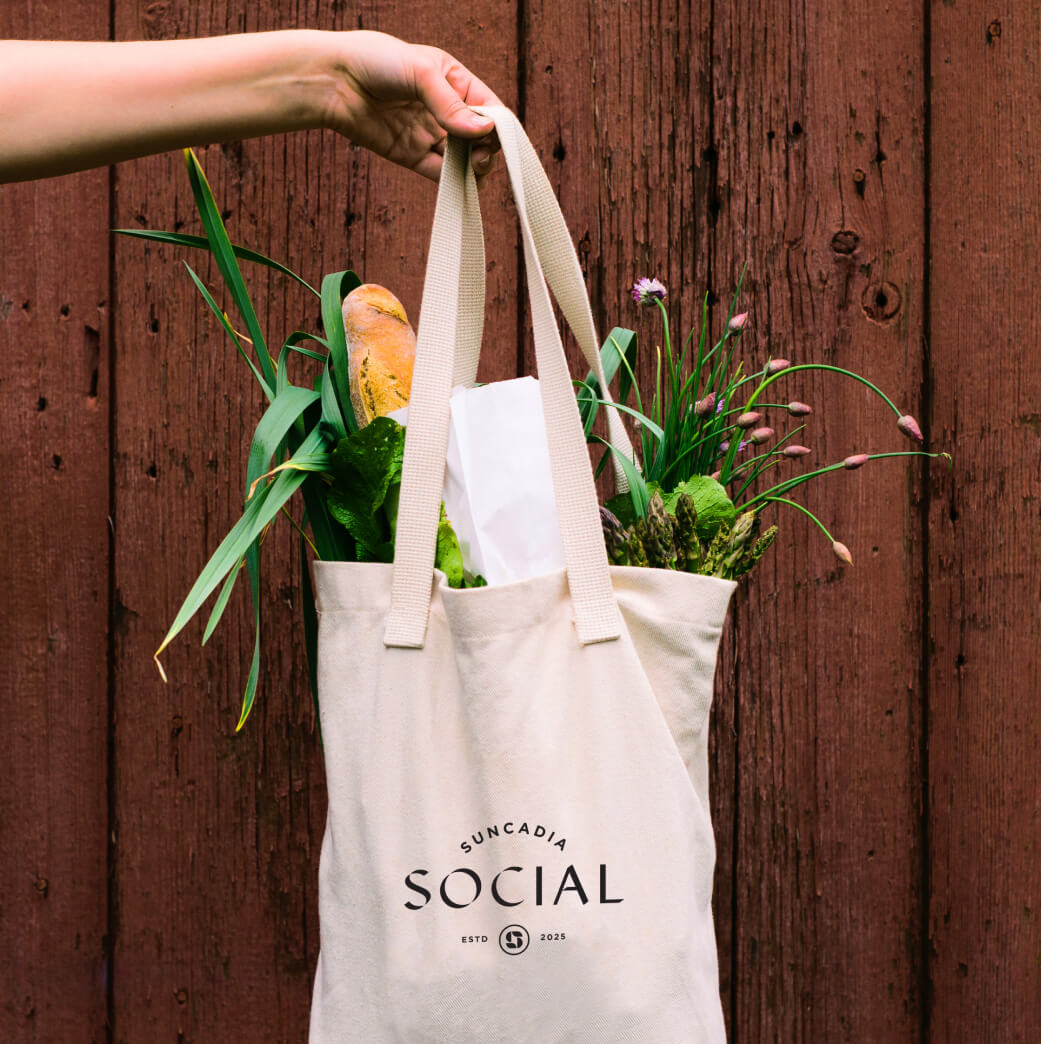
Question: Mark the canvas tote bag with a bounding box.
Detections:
[310,106,737,1043]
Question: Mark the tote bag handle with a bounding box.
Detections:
[385,106,634,648]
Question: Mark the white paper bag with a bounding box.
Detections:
[390,376,565,585]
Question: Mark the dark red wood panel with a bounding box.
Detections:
[0,9,111,1041]
[109,4,518,1041]
[519,0,733,1018]
[7,2,1041,1040]
[928,8,1041,1042]
[711,2,927,1040]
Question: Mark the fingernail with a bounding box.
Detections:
[468,110,492,127]
[472,149,491,169]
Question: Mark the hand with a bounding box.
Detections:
[322,31,502,185]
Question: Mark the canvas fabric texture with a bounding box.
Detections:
[309,106,736,1043]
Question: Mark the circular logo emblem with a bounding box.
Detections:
[498,924,530,955]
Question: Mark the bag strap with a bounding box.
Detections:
[453,172,485,388]
[384,107,630,648]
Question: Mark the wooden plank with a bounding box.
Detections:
[109,5,518,1040]
[0,9,111,1042]
[712,1,927,1039]
[927,8,1041,1042]
[520,0,730,1030]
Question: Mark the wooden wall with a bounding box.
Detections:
[1,2,1038,1041]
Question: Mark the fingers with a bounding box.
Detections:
[413,144,495,187]
[414,50,503,181]
[415,62,495,140]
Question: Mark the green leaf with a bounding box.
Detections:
[435,508,466,587]
[155,428,325,665]
[319,362,347,442]
[236,540,262,732]
[663,474,737,539]
[300,477,350,561]
[183,262,272,400]
[321,271,361,434]
[590,398,665,443]
[578,327,637,434]
[183,148,275,389]
[605,328,638,405]
[113,228,319,297]
[246,386,321,497]
[326,418,405,560]
[593,436,650,519]
[202,556,244,645]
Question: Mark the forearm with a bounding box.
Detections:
[0,31,337,181]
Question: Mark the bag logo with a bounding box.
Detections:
[498,925,530,955]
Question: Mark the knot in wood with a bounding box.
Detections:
[861,280,902,322]
[831,230,860,255]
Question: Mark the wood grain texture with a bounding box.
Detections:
[5,2,1041,1041]
[928,7,1041,1042]
[711,1,927,1039]
[519,0,731,1017]
[0,10,111,1044]
[108,3,518,1041]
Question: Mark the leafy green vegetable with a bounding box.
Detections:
[662,474,737,539]
[326,418,405,561]
[435,508,466,587]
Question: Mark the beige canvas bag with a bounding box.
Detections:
[309,106,736,1043]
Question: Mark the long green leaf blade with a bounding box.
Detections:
[183,148,275,388]
[155,429,325,662]
[183,262,273,400]
[113,228,319,296]
[321,271,361,433]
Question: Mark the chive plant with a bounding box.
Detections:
[577,264,950,569]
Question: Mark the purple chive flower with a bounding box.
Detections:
[782,445,812,458]
[736,411,762,429]
[787,401,812,416]
[843,453,870,470]
[832,541,854,565]
[765,358,791,375]
[749,426,774,445]
[897,414,923,443]
[695,392,716,417]
[631,277,668,306]
[728,312,749,332]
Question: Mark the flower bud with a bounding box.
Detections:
[765,358,790,375]
[717,440,730,454]
[749,426,775,445]
[710,470,722,481]
[787,401,812,416]
[843,453,870,470]
[736,411,761,429]
[897,414,923,443]
[728,312,748,332]
[832,540,853,565]
[782,445,811,458]
[695,392,716,417]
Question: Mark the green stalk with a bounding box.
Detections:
[731,424,808,497]
[736,363,904,416]
[756,495,837,543]
[720,363,906,484]
[741,450,947,511]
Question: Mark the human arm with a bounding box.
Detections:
[0,30,500,183]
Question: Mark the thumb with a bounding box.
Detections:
[417,72,494,138]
